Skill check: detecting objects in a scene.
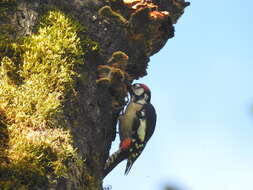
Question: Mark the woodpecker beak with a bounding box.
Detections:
[127,84,134,96]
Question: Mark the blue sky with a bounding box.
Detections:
[104,0,253,189]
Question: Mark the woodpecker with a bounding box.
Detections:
[104,83,156,177]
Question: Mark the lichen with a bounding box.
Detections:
[0,10,97,189]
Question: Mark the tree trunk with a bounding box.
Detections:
[0,0,189,189]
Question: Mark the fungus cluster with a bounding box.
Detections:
[97,51,130,109]
[123,0,169,20]
[97,0,189,107]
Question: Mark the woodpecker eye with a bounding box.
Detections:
[133,84,141,89]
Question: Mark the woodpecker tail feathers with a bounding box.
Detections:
[125,159,134,175]
[124,142,145,175]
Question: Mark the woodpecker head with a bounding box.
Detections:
[130,83,151,103]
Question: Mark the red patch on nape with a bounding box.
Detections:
[140,84,150,92]
[120,138,132,150]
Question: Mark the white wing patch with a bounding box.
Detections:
[137,119,146,142]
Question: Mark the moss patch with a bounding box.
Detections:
[0,10,97,189]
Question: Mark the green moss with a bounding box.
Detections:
[0,10,96,189]
[0,164,48,190]
[0,121,8,164]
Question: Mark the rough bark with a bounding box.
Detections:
[0,0,189,189]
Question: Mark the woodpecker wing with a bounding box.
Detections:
[125,103,157,175]
[132,103,157,143]
[143,103,156,142]
[124,113,141,174]
[124,143,145,175]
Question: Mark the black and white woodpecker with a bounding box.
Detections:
[104,83,157,177]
